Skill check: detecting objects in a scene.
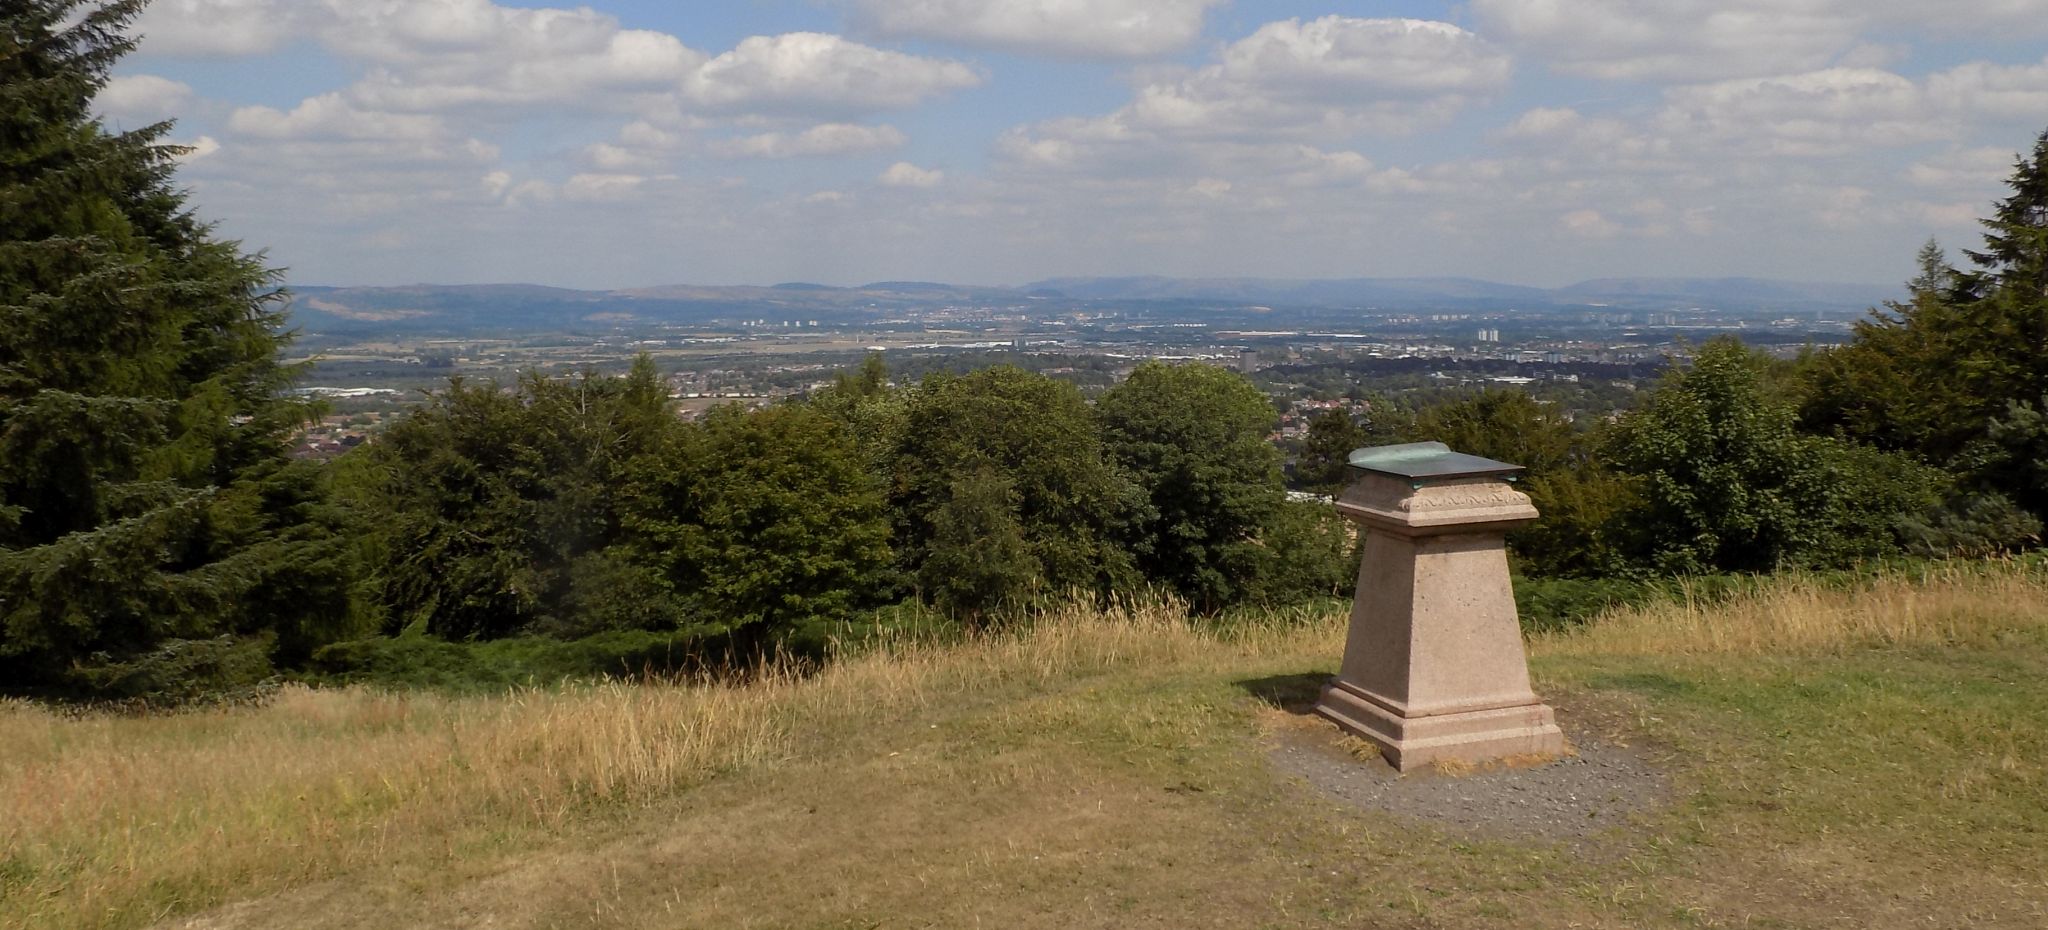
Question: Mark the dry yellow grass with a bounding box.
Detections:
[1534,560,2048,658]
[0,601,1328,930]
[7,564,2048,929]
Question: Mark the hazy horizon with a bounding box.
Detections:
[117,1,2048,290]
[288,271,1910,293]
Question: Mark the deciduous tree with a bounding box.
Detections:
[622,402,892,637]
[1097,362,1282,611]
[891,366,1141,600]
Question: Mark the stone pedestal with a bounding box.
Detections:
[1314,443,1565,772]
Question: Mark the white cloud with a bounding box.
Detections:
[879,162,945,187]
[1207,17,1512,97]
[134,0,301,57]
[1472,0,2048,83]
[685,33,980,116]
[1655,68,1942,157]
[1928,56,2048,121]
[1471,0,1854,82]
[1121,17,1507,138]
[230,93,449,141]
[583,119,908,168]
[848,0,1222,59]
[1907,147,2022,190]
[1560,209,1623,238]
[1498,107,1680,172]
[583,142,659,172]
[1496,59,2048,173]
[558,173,673,203]
[720,123,908,158]
[1911,201,1984,228]
[1503,59,2048,170]
[999,17,1509,173]
[141,3,980,124]
[97,75,196,125]
[321,2,703,113]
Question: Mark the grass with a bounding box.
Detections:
[4,564,2048,929]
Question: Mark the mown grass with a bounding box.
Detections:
[4,563,2047,929]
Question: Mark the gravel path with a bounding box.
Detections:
[1266,718,1672,844]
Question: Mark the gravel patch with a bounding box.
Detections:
[1266,718,1672,844]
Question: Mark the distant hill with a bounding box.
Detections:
[284,274,1901,334]
[1026,276,1551,305]
[288,280,1023,332]
[1555,277,1899,308]
[1023,275,1898,311]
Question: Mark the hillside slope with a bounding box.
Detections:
[4,566,2045,930]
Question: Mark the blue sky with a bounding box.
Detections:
[107,1,2048,289]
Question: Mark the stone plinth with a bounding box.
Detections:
[1313,442,1565,772]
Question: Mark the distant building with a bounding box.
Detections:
[1239,348,1259,375]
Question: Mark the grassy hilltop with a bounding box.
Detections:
[4,563,2045,930]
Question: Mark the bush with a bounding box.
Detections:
[1248,499,1361,605]
[304,630,720,692]
[1900,491,2043,558]
[1512,573,1775,633]
[1513,576,1657,633]
[61,636,279,707]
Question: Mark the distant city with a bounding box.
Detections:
[284,274,1880,460]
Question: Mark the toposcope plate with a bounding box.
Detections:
[1346,441,1524,483]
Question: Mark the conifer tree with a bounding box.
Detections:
[1798,241,1976,457]
[1,1,333,695]
[1959,129,2048,306]
[1953,130,2048,515]
[1799,128,2048,520]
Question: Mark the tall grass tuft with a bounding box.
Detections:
[1538,560,2048,657]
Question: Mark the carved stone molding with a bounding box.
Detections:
[1335,472,1538,534]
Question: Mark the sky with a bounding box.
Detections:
[104,0,2048,289]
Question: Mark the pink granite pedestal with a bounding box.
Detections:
[1314,444,1565,772]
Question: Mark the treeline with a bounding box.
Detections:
[340,355,1351,630]
[6,352,1358,698]
[1299,338,2041,583]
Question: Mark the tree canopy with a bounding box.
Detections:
[891,366,1141,600]
[1,0,352,696]
[1097,361,1283,611]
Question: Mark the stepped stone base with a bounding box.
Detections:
[1314,679,1565,773]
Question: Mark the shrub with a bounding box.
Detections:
[62,636,279,707]
[1513,576,1657,633]
[303,630,715,692]
[1248,499,1361,605]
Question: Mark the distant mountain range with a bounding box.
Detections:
[286,275,1900,333]
[1020,275,1900,309]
